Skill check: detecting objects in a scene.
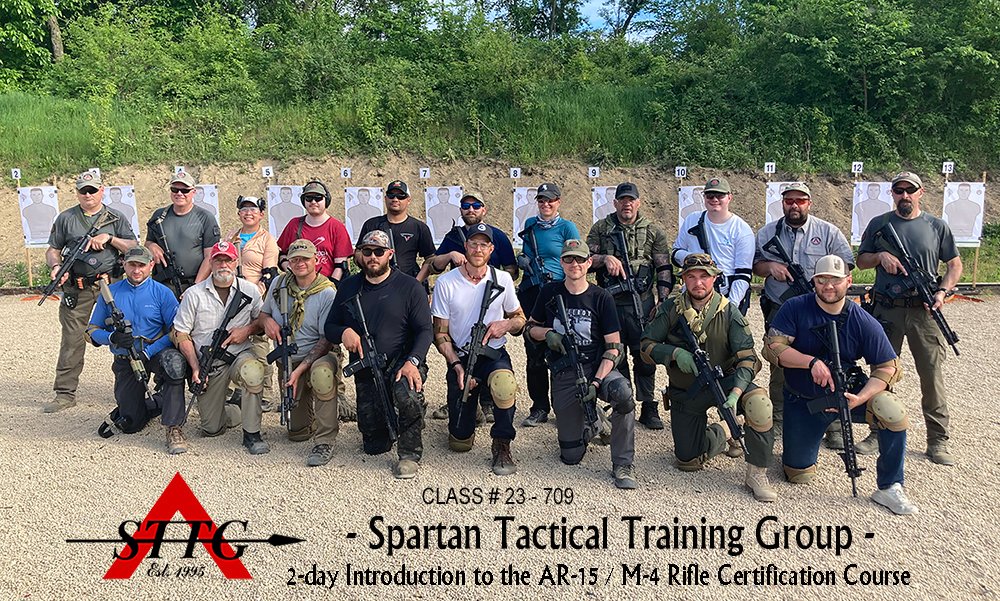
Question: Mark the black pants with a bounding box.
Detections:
[355,362,427,460]
[517,285,550,414]
[111,350,185,432]
[614,296,656,404]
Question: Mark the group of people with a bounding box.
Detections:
[43,168,962,515]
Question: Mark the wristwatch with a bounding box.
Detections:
[407,356,420,368]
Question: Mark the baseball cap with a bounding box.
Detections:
[169,171,196,188]
[781,182,811,197]
[681,253,722,276]
[703,177,731,194]
[386,180,409,196]
[76,171,102,190]
[466,222,494,243]
[461,190,486,204]
[359,230,392,249]
[287,239,317,259]
[535,183,561,200]
[209,241,239,261]
[813,255,850,279]
[561,239,589,259]
[615,182,640,199]
[891,172,923,189]
[237,195,265,211]
[122,246,154,265]
[301,181,328,199]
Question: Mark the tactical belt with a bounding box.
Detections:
[68,272,110,289]
[873,292,923,309]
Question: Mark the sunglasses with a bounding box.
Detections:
[461,201,484,210]
[561,255,589,264]
[238,207,260,213]
[703,192,727,200]
[170,187,194,194]
[536,198,558,204]
[782,198,809,206]
[892,186,919,195]
[302,195,325,203]
[386,193,408,200]
[360,247,389,257]
[78,187,99,195]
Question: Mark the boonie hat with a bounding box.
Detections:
[561,239,589,259]
[210,241,239,261]
[703,178,731,194]
[123,246,154,265]
[76,171,102,190]
[681,253,722,276]
[359,230,392,249]
[891,172,923,189]
[287,239,317,259]
[169,171,196,188]
[813,255,850,279]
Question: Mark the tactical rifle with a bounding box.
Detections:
[676,312,746,456]
[806,321,864,497]
[187,285,251,401]
[342,294,397,442]
[609,229,647,329]
[876,222,960,356]
[761,220,814,301]
[39,210,119,306]
[153,210,186,297]
[552,294,599,440]
[265,279,299,430]
[518,225,552,287]
[98,280,158,407]
[457,271,504,424]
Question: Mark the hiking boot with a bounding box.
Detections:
[638,401,664,430]
[394,459,419,480]
[306,444,334,467]
[927,442,955,466]
[521,409,549,427]
[855,431,879,455]
[491,438,516,476]
[613,464,637,489]
[42,398,75,413]
[726,438,744,458]
[871,483,919,515]
[825,429,844,450]
[431,404,448,419]
[745,464,778,502]
[242,430,270,455]
[166,427,189,455]
[448,432,475,452]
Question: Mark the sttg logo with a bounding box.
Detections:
[67,473,303,579]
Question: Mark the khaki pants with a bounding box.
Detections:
[286,354,341,445]
[873,303,950,443]
[54,285,100,402]
[250,335,276,404]
[195,349,264,436]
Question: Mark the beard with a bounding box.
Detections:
[363,261,390,278]
[817,287,847,305]
[897,200,914,217]
[687,286,713,302]
[785,209,807,227]
[212,269,235,286]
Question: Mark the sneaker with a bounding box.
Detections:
[491,438,517,476]
[166,427,189,455]
[42,398,75,413]
[242,430,270,455]
[306,444,334,467]
[825,429,845,450]
[926,442,955,466]
[745,464,778,502]
[394,459,419,479]
[855,432,879,455]
[871,483,919,515]
[431,404,448,420]
[638,401,664,430]
[521,409,549,427]
[613,464,637,489]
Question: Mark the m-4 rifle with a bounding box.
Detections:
[265,279,299,430]
[457,272,504,424]
[39,211,119,305]
[342,294,397,442]
[98,280,157,407]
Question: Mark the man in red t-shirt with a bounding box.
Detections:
[277,181,352,283]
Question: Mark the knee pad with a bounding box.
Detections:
[309,359,338,401]
[488,369,517,409]
[604,377,634,415]
[235,356,266,394]
[742,389,773,432]
[449,432,475,452]
[867,391,908,432]
[675,454,706,472]
[159,348,187,382]
[783,464,817,484]
[558,439,587,465]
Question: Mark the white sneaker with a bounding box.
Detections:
[871,483,918,515]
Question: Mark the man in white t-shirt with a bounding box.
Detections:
[431,223,527,476]
[671,177,755,314]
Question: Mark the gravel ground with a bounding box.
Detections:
[1,293,998,600]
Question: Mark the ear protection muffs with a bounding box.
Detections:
[300,180,332,209]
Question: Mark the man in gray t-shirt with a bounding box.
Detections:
[145,171,220,298]
[857,171,963,467]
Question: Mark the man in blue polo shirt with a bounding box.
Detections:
[764,255,917,515]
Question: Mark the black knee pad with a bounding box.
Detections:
[558,438,587,465]
[159,348,188,382]
[605,377,634,415]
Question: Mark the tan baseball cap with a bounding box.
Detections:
[891,171,923,189]
[76,171,102,190]
[781,182,811,197]
[169,171,196,188]
[287,239,317,259]
[813,255,850,278]
[560,239,589,259]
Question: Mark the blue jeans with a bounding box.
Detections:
[782,391,906,490]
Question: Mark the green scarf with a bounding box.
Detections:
[276,273,335,333]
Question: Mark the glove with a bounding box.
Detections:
[579,378,598,404]
[724,390,740,411]
[516,254,531,270]
[110,329,134,350]
[545,330,566,354]
[673,348,697,374]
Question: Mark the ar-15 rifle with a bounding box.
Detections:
[457,271,504,424]
[761,219,814,301]
[876,222,960,356]
[518,225,552,287]
[265,279,299,430]
[676,311,746,456]
[608,229,647,329]
[39,210,119,306]
[187,285,252,405]
[98,280,157,407]
[552,294,599,441]
[806,321,864,497]
[343,294,397,441]
[152,210,186,297]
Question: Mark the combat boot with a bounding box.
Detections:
[745,464,777,502]
[42,398,75,413]
[855,431,879,455]
[166,427,189,455]
[431,404,448,419]
[638,401,664,430]
[927,442,955,466]
[491,438,516,476]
